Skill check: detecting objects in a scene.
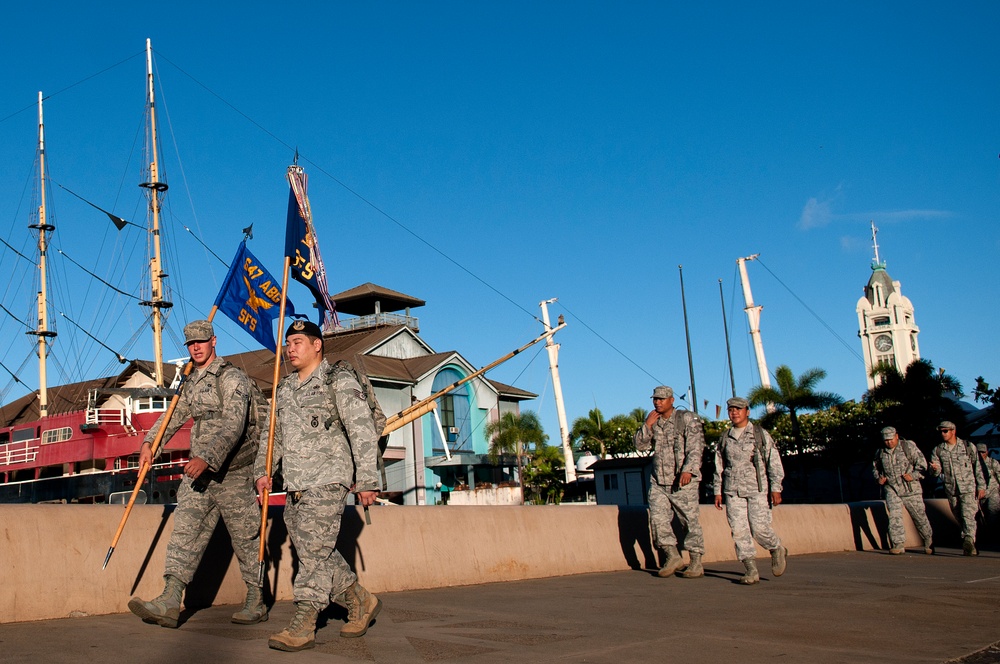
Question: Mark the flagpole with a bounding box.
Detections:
[103,305,218,569]
[257,257,291,587]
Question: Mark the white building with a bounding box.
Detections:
[856,230,920,391]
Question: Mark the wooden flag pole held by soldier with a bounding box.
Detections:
[102,306,219,570]
[257,257,292,587]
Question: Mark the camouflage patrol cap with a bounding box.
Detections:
[881,426,897,439]
[286,319,323,340]
[938,421,956,431]
[651,386,673,399]
[183,320,215,344]
[977,443,988,453]
[727,397,749,409]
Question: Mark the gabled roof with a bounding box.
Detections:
[329,282,425,316]
[488,379,537,401]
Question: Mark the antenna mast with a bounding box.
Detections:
[870,220,884,268]
[29,92,57,417]
[737,254,773,410]
[540,299,575,483]
[139,39,172,386]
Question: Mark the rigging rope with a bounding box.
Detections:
[755,258,864,364]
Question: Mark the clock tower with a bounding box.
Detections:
[856,222,920,390]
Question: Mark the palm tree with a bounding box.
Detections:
[484,411,548,500]
[748,365,843,449]
[867,358,965,451]
[570,408,611,458]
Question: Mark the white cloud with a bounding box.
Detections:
[799,196,834,229]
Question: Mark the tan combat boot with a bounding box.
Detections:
[231,584,268,625]
[340,581,382,638]
[657,545,684,578]
[770,546,788,576]
[738,559,760,585]
[128,575,185,628]
[268,602,319,651]
[681,553,704,578]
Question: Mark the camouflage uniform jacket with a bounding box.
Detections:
[978,454,1000,496]
[872,439,926,498]
[930,438,984,497]
[255,359,379,492]
[713,422,784,497]
[143,356,253,473]
[634,408,704,487]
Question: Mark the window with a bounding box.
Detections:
[876,354,896,369]
[115,454,140,470]
[12,428,37,443]
[873,316,890,327]
[432,367,471,450]
[41,427,73,444]
[603,474,619,491]
[135,396,168,412]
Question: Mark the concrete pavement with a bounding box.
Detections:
[2,548,999,663]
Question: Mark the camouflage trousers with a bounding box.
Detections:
[885,488,932,550]
[284,483,356,611]
[723,492,780,561]
[947,493,979,541]
[648,481,704,555]
[164,464,261,586]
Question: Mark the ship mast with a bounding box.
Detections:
[28,92,57,417]
[138,38,172,386]
[736,254,773,411]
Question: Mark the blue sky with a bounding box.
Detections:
[1,2,998,442]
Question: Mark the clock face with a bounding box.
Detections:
[875,334,893,352]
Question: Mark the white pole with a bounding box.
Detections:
[737,255,774,411]
[431,403,452,461]
[540,299,576,483]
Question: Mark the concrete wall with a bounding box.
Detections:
[0,499,958,624]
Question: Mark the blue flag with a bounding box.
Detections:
[214,241,293,352]
[285,166,338,328]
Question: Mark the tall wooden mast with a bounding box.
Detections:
[28,92,57,417]
[139,38,172,386]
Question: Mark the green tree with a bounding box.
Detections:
[571,408,611,458]
[747,365,843,449]
[522,443,566,504]
[484,411,548,498]
[973,376,1000,435]
[867,359,965,453]
[605,409,649,458]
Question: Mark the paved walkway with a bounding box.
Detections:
[3,548,1000,663]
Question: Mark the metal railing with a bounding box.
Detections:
[335,312,419,333]
[0,439,40,466]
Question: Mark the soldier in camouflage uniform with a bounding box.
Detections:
[255,320,382,651]
[128,320,266,629]
[929,421,985,556]
[976,443,1000,535]
[713,397,786,585]
[634,385,706,579]
[873,426,933,555]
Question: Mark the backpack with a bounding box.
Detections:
[324,357,389,489]
[214,360,270,471]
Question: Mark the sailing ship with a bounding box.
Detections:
[0,41,190,504]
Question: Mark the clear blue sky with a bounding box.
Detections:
[1,2,998,442]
